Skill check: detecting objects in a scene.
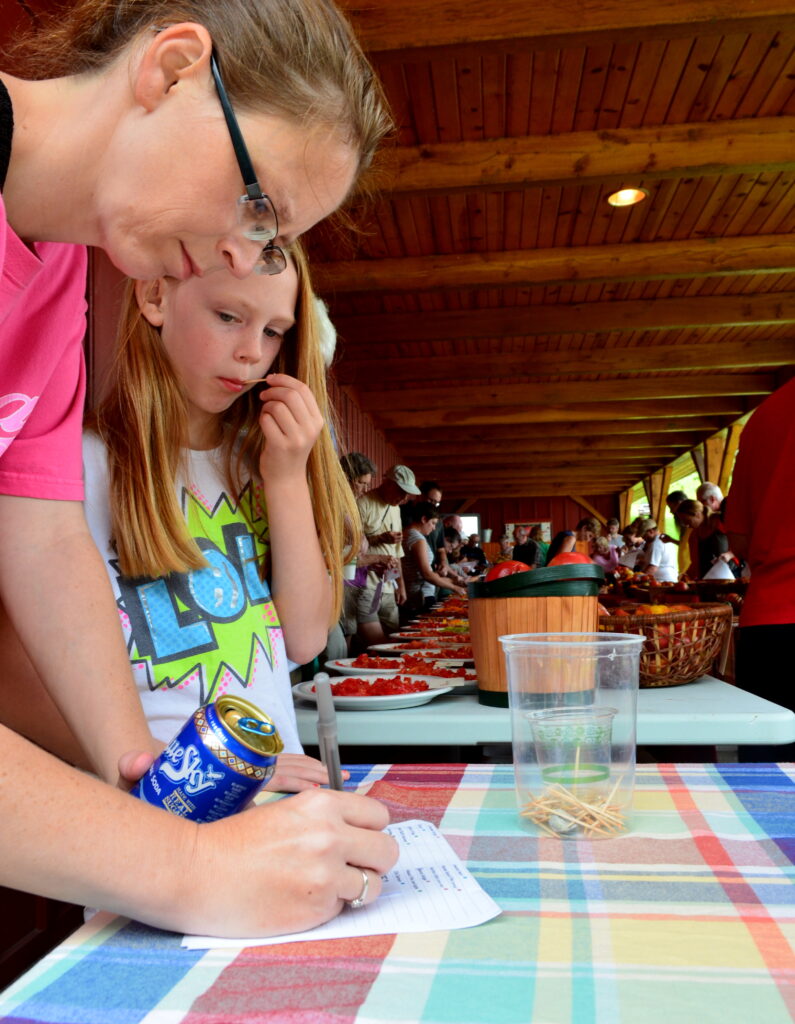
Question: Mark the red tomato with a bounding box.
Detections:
[485,560,531,581]
[548,552,592,566]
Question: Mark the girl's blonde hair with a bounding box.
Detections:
[89,243,360,624]
[9,0,391,183]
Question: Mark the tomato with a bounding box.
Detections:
[328,676,429,697]
[485,560,531,581]
[547,552,592,566]
[350,654,402,670]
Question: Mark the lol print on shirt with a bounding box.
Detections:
[82,434,301,751]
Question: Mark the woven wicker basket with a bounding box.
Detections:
[598,602,733,688]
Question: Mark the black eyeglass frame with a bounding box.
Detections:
[210,51,286,273]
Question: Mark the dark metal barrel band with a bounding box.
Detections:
[195,708,269,780]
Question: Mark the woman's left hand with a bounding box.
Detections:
[264,752,351,793]
[258,373,324,481]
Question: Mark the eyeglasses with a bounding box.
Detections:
[210,52,287,276]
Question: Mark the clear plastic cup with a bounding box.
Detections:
[499,632,643,838]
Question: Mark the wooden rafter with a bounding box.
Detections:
[568,495,609,527]
[384,420,727,442]
[335,293,795,344]
[335,338,795,387]
[340,0,795,54]
[371,397,752,430]
[315,234,795,295]
[368,118,795,198]
[356,375,773,413]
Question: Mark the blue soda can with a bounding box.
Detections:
[130,696,283,822]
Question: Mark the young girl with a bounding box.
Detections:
[83,244,358,789]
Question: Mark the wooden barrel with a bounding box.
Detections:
[468,566,603,707]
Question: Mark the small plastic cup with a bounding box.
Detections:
[526,706,617,838]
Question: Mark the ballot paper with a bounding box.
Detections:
[182,819,501,949]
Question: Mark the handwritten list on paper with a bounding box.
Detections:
[182,819,501,949]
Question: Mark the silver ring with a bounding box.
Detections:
[348,869,369,909]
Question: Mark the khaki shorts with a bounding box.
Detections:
[352,584,399,632]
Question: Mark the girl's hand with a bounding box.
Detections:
[264,752,351,793]
[258,373,324,482]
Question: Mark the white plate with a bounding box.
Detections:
[368,642,473,654]
[324,657,403,676]
[292,680,453,711]
[389,632,471,643]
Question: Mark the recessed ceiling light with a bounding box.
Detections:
[607,187,649,207]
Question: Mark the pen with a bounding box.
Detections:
[314,672,344,791]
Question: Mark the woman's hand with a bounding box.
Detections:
[189,788,398,937]
[265,752,351,793]
[258,373,324,482]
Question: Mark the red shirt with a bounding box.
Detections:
[724,377,795,626]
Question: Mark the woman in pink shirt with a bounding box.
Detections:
[0,0,396,939]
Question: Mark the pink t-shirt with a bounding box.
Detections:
[0,193,87,499]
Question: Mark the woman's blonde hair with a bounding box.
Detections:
[89,243,359,624]
[8,0,391,182]
[676,499,706,520]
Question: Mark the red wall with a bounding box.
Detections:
[328,377,402,481]
[461,494,619,537]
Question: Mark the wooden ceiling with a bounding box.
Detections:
[307,0,795,500]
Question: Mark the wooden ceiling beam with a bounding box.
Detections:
[317,235,795,296]
[335,293,795,344]
[406,445,683,460]
[440,489,626,501]
[373,397,751,429]
[365,117,795,198]
[357,374,772,414]
[383,420,725,443]
[335,338,795,387]
[340,0,795,55]
[409,456,659,471]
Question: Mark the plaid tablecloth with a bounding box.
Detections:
[1,763,794,1024]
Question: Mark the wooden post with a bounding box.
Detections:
[643,467,673,526]
[618,489,633,528]
[693,424,745,491]
[718,422,744,494]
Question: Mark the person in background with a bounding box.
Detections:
[337,451,398,653]
[676,499,736,579]
[619,525,645,568]
[356,465,419,643]
[696,481,724,513]
[574,517,600,556]
[340,451,376,499]
[513,537,542,568]
[724,376,795,759]
[661,489,692,576]
[401,502,466,618]
[460,533,489,570]
[591,535,620,573]
[635,518,679,581]
[512,524,529,548]
[401,479,445,591]
[529,525,550,563]
[0,0,396,936]
[605,518,622,547]
[493,534,515,564]
[546,531,576,564]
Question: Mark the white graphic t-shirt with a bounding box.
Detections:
[82,433,301,752]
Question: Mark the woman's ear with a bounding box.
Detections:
[135,278,167,327]
[132,22,213,111]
